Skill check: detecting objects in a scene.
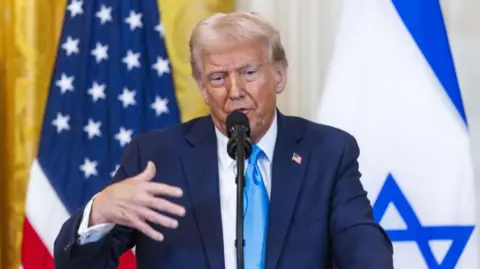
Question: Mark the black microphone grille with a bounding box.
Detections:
[226,111,250,138]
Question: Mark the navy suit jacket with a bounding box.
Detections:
[54,112,393,269]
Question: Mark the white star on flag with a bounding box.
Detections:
[91,42,109,63]
[154,23,165,38]
[55,73,75,94]
[96,5,112,25]
[152,57,170,77]
[83,119,102,139]
[67,0,84,18]
[151,96,169,116]
[52,113,70,133]
[80,158,98,179]
[61,36,80,56]
[118,88,137,108]
[122,50,141,70]
[125,10,143,31]
[115,127,133,147]
[87,81,106,102]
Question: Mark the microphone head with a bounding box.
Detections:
[226,111,252,160]
[226,110,250,138]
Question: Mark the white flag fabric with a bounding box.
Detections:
[316,0,477,268]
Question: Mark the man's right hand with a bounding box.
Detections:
[89,161,185,241]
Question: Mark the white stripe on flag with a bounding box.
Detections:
[26,159,71,255]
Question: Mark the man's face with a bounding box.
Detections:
[198,41,286,142]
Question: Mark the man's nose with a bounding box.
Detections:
[228,73,246,100]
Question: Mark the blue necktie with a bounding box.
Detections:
[244,144,269,269]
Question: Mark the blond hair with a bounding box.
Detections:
[189,12,288,80]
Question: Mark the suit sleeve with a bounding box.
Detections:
[329,134,394,269]
[53,138,142,269]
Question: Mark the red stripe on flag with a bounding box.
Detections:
[119,250,137,269]
[21,218,54,269]
[21,217,136,268]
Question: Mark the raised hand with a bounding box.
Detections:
[90,161,186,241]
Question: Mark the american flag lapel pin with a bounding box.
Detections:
[292,152,302,164]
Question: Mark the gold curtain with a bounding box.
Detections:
[0,1,234,269]
[0,1,67,269]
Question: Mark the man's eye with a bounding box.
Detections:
[244,69,257,76]
[243,69,259,80]
[210,75,225,86]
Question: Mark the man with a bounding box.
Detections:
[54,12,393,269]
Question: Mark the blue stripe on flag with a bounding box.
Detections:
[392,0,468,127]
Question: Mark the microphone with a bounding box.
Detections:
[226,111,252,269]
[226,111,253,160]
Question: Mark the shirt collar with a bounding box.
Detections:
[215,112,278,169]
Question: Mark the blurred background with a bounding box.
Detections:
[1,0,479,268]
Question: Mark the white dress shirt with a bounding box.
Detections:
[77,113,277,269]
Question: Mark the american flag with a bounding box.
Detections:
[20,0,180,268]
[292,152,302,164]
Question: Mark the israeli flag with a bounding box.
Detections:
[316,1,477,268]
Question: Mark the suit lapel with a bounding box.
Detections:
[182,117,225,269]
[266,113,309,269]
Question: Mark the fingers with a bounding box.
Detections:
[142,196,186,217]
[114,161,187,243]
[145,181,183,198]
[137,207,179,229]
[130,214,164,241]
[135,161,156,181]
[133,162,183,200]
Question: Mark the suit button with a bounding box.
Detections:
[64,243,72,252]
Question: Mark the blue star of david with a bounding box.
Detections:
[372,174,474,268]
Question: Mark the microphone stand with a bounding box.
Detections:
[234,129,246,269]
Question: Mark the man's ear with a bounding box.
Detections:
[274,65,287,94]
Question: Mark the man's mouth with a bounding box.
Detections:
[231,108,250,114]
